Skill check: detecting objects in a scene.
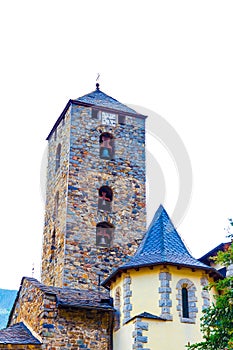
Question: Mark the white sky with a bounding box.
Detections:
[0,1,233,290]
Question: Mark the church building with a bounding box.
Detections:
[0,84,223,349]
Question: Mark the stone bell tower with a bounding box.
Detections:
[41,84,147,289]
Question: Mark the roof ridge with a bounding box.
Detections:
[75,88,142,116]
[78,88,119,103]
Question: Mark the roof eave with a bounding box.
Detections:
[102,261,222,288]
[125,313,167,324]
[46,100,72,140]
[199,241,231,262]
[57,303,114,312]
[70,99,147,119]
[46,99,147,140]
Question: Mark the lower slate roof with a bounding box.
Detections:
[103,205,222,287]
[0,322,41,344]
[32,277,113,310]
[8,277,113,326]
[125,312,166,324]
[199,242,231,265]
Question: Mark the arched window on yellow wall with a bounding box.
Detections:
[182,286,189,318]
[176,278,198,323]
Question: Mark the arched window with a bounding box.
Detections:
[176,278,198,323]
[55,144,61,172]
[54,192,59,219]
[182,286,189,318]
[114,287,121,331]
[99,132,114,160]
[96,222,114,248]
[98,186,113,212]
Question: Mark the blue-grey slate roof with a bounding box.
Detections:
[8,277,113,327]
[46,85,146,140]
[123,205,210,269]
[103,205,220,286]
[0,322,41,344]
[75,85,140,115]
[125,312,166,324]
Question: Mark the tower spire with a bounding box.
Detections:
[96,73,100,90]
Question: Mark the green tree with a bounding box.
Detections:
[187,225,233,350]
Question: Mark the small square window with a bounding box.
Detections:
[92,109,99,119]
[118,114,126,124]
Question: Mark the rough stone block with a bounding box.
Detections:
[135,336,148,343]
[135,322,148,331]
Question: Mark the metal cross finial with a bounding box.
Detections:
[96,73,100,90]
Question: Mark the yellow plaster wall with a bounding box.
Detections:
[110,266,216,349]
[129,266,215,322]
[145,319,203,350]
[113,322,134,350]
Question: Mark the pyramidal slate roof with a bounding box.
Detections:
[0,322,41,344]
[75,84,141,115]
[46,84,146,140]
[103,205,220,286]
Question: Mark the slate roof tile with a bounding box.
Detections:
[125,312,167,324]
[75,86,140,115]
[17,277,113,311]
[46,86,146,140]
[122,205,214,269]
[0,322,41,344]
[103,205,221,286]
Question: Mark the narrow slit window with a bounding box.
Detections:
[118,114,126,124]
[54,192,59,219]
[55,144,61,172]
[182,287,189,318]
[92,109,99,119]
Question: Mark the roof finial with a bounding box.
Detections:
[96,73,100,90]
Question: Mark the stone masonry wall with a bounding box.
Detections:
[42,308,112,350]
[41,107,71,287]
[132,318,149,350]
[9,279,45,336]
[64,104,146,289]
[200,275,210,310]
[9,279,112,350]
[123,274,132,324]
[158,269,172,320]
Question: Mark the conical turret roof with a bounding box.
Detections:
[103,205,221,287]
[122,205,209,269]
